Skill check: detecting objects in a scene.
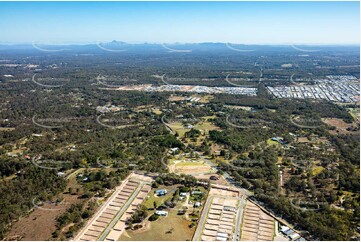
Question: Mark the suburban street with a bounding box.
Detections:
[233,196,247,241]
[192,196,214,241]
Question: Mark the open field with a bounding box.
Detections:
[5,191,81,241]
[169,159,213,175]
[191,95,214,103]
[166,115,220,140]
[120,209,195,241]
[193,116,221,134]
[167,122,188,137]
[151,108,162,115]
[224,105,252,110]
[312,166,324,176]
[266,138,281,146]
[193,173,228,185]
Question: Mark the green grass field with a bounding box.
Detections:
[143,185,178,209]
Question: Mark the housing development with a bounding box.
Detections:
[104,84,258,96]
[267,75,359,103]
[100,76,359,103]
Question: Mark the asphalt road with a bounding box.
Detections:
[233,197,247,241]
[192,195,213,241]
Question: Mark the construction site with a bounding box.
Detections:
[193,185,243,241]
[73,173,153,241]
[240,201,276,241]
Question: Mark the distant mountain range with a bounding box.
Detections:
[0,41,359,53]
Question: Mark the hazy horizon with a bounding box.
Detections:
[0,1,359,45]
[0,41,360,46]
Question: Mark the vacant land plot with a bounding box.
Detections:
[199,95,213,103]
[151,108,162,115]
[5,193,81,240]
[208,185,240,198]
[166,116,219,140]
[311,165,324,176]
[194,116,219,131]
[224,105,252,111]
[167,122,189,137]
[170,160,213,175]
[240,201,275,241]
[322,118,355,134]
[266,138,283,148]
[168,95,187,102]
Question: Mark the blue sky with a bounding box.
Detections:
[0,1,359,44]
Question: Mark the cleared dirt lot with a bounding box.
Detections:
[5,195,79,241]
[172,161,213,175]
[322,118,356,134]
[240,201,275,241]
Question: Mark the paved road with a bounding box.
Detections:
[65,168,83,180]
[161,114,175,135]
[98,182,144,241]
[258,67,263,84]
[233,197,247,241]
[192,196,213,241]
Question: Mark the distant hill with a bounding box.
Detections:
[0,41,359,54]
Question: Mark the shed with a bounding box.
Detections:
[155,210,168,216]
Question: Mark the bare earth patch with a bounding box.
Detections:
[322,118,355,134]
[5,194,81,241]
